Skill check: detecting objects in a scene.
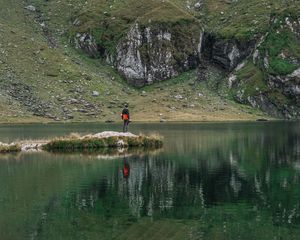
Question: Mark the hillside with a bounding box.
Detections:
[0,0,299,122]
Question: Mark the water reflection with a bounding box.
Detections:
[0,122,300,239]
[122,157,130,179]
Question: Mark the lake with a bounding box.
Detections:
[0,122,300,240]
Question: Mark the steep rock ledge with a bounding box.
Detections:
[229,16,300,119]
[116,23,201,86]
[74,24,255,87]
[200,33,256,71]
[72,10,299,119]
[74,22,202,87]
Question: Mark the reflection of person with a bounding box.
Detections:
[123,158,130,179]
[121,104,130,133]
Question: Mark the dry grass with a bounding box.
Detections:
[42,134,163,152]
[0,144,21,153]
[69,133,82,139]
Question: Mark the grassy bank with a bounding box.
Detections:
[43,134,163,152]
[0,144,21,153]
[0,133,163,154]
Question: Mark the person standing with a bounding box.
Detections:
[121,104,130,132]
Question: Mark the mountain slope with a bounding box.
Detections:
[1,0,299,122]
[68,0,300,118]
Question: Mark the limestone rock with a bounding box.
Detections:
[92,91,99,97]
[115,23,201,86]
[73,22,201,87]
[25,5,36,12]
[74,33,98,58]
[194,1,204,11]
[93,131,137,138]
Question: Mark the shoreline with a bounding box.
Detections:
[0,131,163,153]
[0,118,284,126]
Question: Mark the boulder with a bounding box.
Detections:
[25,5,36,12]
[194,1,204,11]
[92,91,99,97]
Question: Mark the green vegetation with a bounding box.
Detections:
[268,89,289,109]
[260,13,300,75]
[260,25,300,76]
[201,0,300,40]
[71,0,300,50]
[0,0,269,123]
[269,58,298,75]
[71,0,200,57]
[233,61,292,110]
[230,9,300,114]
[234,62,267,99]
[1,0,299,122]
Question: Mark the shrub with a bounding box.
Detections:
[269,58,298,76]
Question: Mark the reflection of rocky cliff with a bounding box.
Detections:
[70,123,300,225]
[118,156,177,217]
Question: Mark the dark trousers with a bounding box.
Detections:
[123,120,129,132]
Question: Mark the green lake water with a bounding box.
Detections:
[0,122,300,240]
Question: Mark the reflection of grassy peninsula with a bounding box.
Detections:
[44,146,163,159]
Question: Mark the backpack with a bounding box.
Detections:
[122,114,129,120]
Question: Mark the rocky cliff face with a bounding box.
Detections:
[116,23,201,86]
[229,16,300,119]
[75,22,201,87]
[75,24,254,87]
[233,71,300,119]
[74,33,99,58]
[73,5,300,119]
[200,33,255,71]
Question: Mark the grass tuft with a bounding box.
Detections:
[0,144,21,153]
[42,134,163,152]
[269,58,298,76]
